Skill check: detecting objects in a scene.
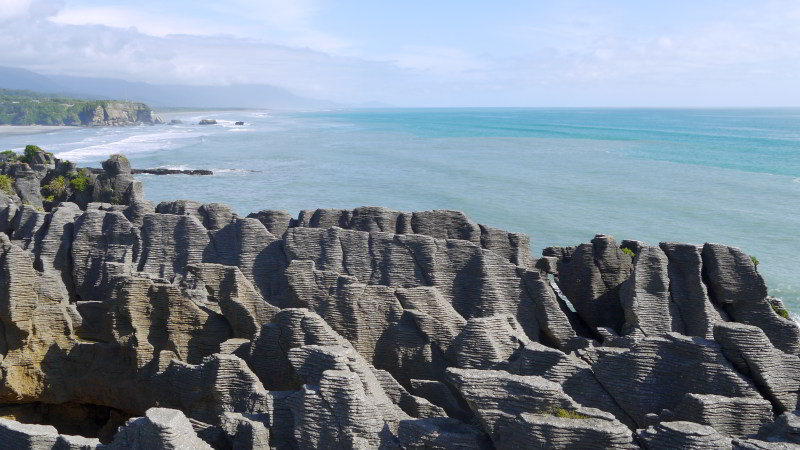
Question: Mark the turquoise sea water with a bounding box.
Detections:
[1,108,798,314]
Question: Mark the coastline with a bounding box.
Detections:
[0,125,76,136]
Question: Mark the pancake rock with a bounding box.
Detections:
[0,154,795,449]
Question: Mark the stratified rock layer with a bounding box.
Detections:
[0,154,797,449]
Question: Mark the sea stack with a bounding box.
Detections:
[0,153,796,448]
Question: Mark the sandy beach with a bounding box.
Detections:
[0,125,74,136]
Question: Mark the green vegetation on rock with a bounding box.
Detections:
[548,407,590,419]
[69,171,90,192]
[750,255,760,268]
[0,89,157,126]
[23,144,53,163]
[0,150,18,162]
[0,175,13,196]
[42,175,67,199]
[622,247,636,258]
[772,304,790,320]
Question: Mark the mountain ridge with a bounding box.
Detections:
[0,66,335,109]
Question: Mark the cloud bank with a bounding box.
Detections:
[0,0,798,106]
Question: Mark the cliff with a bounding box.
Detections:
[0,151,797,449]
[0,89,162,126]
[80,101,163,126]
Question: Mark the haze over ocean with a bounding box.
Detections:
[1,107,798,314]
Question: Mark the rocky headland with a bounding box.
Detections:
[0,150,797,449]
[0,89,162,127]
[78,101,163,127]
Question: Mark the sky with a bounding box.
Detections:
[0,0,799,106]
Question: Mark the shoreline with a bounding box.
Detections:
[0,125,77,136]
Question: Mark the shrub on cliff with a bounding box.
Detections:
[69,170,90,192]
[622,247,636,258]
[0,175,13,196]
[0,150,18,162]
[21,144,53,164]
[23,145,42,162]
[42,175,67,199]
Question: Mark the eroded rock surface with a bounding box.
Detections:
[0,154,796,449]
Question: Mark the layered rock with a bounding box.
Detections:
[0,154,795,448]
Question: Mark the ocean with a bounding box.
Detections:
[1,108,798,315]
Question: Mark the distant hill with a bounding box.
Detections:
[0,89,161,126]
[0,66,335,109]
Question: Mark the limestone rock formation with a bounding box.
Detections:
[0,154,796,448]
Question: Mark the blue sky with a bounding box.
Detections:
[1,0,799,106]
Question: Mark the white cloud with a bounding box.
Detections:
[1,0,800,106]
[0,0,33,21]
[51,6,237,37]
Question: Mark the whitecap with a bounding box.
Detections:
[54,129,205,162]
[211,168,260,174]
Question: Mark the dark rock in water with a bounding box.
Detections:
[0,152,797,448]
[198,119,217,125]
[169,119,183,125]
[235,121,245,125]
[132,168,213,176]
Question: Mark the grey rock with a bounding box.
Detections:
[594,333,762,427]
[137,213,208,281]
[620,244,685,337]
[71,209,140,301]
[667,393,773,438]
[499,413,637,450]
[32,202,82,303]
[205,217,286,308]
[757,411,800,444]
[93,156,142,205]
[660,242,727,338]
[702,243,800,355]
[638,421,732,449]
[102,154,131,176]
[12,164,44,209]
[0,418,60,450]
[180,263,278,339]
[11,204,47,248]
[108,407,213,449]
[294,206,534,267]
[508,339,635,427]
[397,417,489,449]
[446,367,628,447]
[246,209,293,236]
[372,368,447,419]
[714,322,800,412]
[0,192,19,233]
[410,379,472,421]
[556,234,632,334]
[153,354,271,425]
[447,315,528,369]
[733,438,800,449]
[411,209,481,244]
